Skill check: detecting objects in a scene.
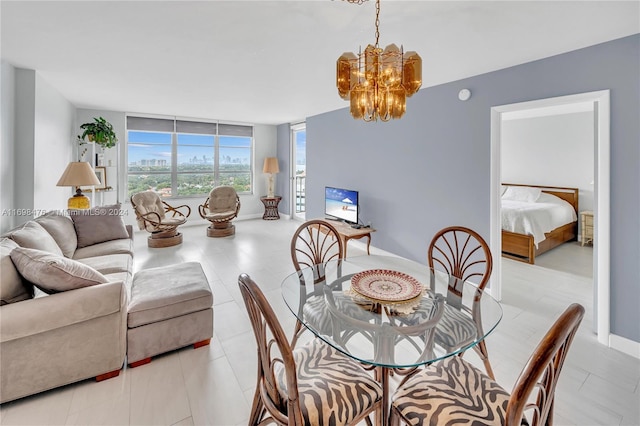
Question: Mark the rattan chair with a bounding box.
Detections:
[390,303,584,426]
[238,273,383,426]
[428,226,495,378]
[289,219,344,346]
[198,185,240,237]
[130,191,191,248]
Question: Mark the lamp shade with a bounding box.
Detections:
[262,157,280,174]
[56,162,101,187]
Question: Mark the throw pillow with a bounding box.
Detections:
[69,203,129,248]
[8,221,64,256]
[35,211,77,258]
[0,238,33,304]
[10,247,108,294]
[501,186,542,203]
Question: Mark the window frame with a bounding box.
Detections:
[126,115,253,199]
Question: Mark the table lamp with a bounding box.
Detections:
[56,161,101,209]
[263,157,280,198]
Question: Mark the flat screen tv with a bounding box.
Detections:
[325,186,359,224]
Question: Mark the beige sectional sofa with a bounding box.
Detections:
[0,208,133,403]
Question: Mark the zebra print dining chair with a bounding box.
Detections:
[389,303,584,426]
[239,274,383,426]
[427,226,495,378]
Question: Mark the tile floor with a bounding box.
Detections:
[1,219,638,425]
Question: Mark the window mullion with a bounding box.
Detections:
[172,129,178,196]
[214,134,220,186]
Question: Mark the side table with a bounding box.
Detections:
[260,196,282,220]
[580,210,594,246]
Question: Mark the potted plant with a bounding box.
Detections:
[77,117,118,149]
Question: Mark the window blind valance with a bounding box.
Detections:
[127,116,252,137]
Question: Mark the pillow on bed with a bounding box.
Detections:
[502,186,542,203]
[537,192,562,204]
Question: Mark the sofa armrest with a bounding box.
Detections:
[0,281,126,343]
[126,224,134,240]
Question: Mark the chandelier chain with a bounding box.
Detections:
[374,0,380,47]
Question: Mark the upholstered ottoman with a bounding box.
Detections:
[127,262,213,367]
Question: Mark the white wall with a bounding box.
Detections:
[76,109,126,207]
[501,111,595,215]
[13,69,36,227]
[3,67,75,227]
[33,73,75,212]
[1,61,16,233]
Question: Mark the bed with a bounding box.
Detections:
[501,184,579,264]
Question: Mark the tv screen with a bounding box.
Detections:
[325,186,359,224]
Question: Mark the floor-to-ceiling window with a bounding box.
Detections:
[126,116,253,198]
[291,123,306,220]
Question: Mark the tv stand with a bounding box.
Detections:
[319,218,376,259]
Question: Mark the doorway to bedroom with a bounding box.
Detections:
[490,90,610,345]
[501,103,594,276]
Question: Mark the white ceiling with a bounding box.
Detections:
[2,1,638,125]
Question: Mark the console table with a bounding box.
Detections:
[260,196,281,220]
[322,219,376,259]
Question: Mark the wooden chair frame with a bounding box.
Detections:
[130,192,191,248]
[198,186,240,237]
[239,273,382,426]
[505,303,584,425]
[427,226,495,378]
[389,303,584,426]
[289,220,343,346]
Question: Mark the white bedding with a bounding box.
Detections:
[501,192,577,247]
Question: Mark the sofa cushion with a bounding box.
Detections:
[35,212,77,258]
[69,204,129,248]
[10,247,108,294]
[72,238,134,259]
[76,254,133,275]
[8,221,63,257]
[0,239,33,305]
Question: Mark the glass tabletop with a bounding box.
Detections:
[281,254,503,369]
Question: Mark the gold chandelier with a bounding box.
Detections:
[337,0,422,122]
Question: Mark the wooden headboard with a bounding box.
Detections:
[502,183,579,214]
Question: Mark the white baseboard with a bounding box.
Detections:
[609,333,640,359]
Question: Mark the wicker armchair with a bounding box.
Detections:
[130,191,191,248]
[198,186,240,237]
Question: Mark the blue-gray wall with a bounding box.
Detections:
[303,34,639,343]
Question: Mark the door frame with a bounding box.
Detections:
[290,122,306,221]
[490,90,610,345]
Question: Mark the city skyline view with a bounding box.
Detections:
[127,131,251,166]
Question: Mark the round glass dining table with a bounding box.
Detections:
[281,254,503,426]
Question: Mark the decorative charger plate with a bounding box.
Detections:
[350,269,423,303]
